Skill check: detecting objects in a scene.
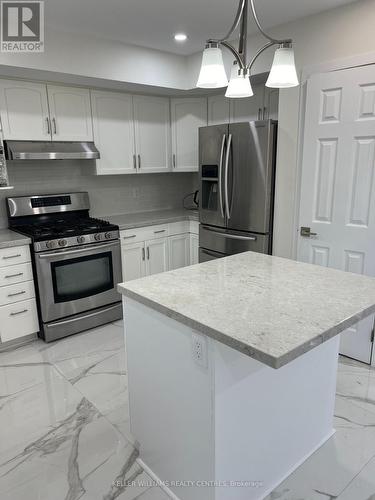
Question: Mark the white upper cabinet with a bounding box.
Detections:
[91,91,136,175]
[47,85,93,141]
[230,84,265,123]
[0,80,51,140]
[171,98,207,172]
[133,95,171,173]
[208,94,230,126]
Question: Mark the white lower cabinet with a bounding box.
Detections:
[169,234,190,270]
[0,245,39,344]
[146,238,169,275]
[121,220,199,281]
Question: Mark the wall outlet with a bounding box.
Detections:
[132,187,140,198]
[192,333,208,368]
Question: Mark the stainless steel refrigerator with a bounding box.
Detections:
[199,120,277,262]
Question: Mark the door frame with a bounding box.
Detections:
[292,51,375,367]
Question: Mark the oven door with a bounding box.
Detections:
[35,240,122,323]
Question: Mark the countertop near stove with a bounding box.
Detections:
[0,229,31,249]
[105,209,199,231]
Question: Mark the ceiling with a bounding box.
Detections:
[46,0,358,56]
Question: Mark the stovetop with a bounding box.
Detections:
[13,216,117,241]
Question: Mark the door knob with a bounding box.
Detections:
[300,226,317,237]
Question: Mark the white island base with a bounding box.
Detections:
[124,298,339,500]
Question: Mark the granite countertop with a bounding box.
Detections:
[119,251,375,369]
[106,209,198,230]
[0,228,31,249]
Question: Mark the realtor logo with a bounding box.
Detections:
[1,1,44,52]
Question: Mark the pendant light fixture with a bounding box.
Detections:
[196,0,299,97]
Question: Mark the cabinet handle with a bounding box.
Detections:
[142,247,145,261]
[10,308,28,316]
[5,272,23,279]
[46,117,51,135]
[133,154,137,169]
[123,235,136,239]
[2,254,21,259]
[173,154,176,168]
[258,108,261,120]
[147,246,150,260]
[52,117,57,134]
[138,154,141,169]
[263,106,267,120]
[154,229,166,234]
[8,290,26,297]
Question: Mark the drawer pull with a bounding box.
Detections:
[2,254,22,259]
[5,272,24,279]
[154,229,166,234]
[123,235,136,239]
[7,290,26,297]
[10,309,28,316]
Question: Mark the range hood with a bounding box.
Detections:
[4,141,100,161]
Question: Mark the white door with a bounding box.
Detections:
[208,94,230,126]
[230,84,264,123]
[169,234,190,270]
[190,234,199,265]
[47,85,93,141]
[0,80,51,140]
[121,242,146,282]
[91,90,136,175]
[133,95,171,173]
[171,98,207,172]
[145,238,169,276]
[263,88,279,120]
[297,65,375,364]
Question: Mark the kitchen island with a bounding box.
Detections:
[118,251,375,500]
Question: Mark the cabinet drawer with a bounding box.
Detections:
[0,245,30,268]
[0,298,39,342]
[121,224,169,244]
[169,221,190,236]
[0,280,35,306]
[0,262,33,286]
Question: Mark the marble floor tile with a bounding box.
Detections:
[336,357,375,416]
[336,454,375,499]
[265,396,375,499]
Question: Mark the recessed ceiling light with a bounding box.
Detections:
[174,33,188,42]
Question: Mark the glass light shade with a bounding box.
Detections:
[266,47,299,88]
[225,64,254,98]
[196,47,228,88]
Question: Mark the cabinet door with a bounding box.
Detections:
[168,234,190,270]
[263,88,279,120]
[190,234,199,265]
[145,238,169,276]
[230,84,264,123]
[208,94,230,125]
[91,91,136,175]
[121,242,146,282]
[133,96,171,173]
[171,98,207,172]
[0,80,50,140]
[47,85,93,141]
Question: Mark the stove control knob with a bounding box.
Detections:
[46,241,55,249]
[104,232,112,240]
[58,239,67,247]
[77,236,86,244]
[94,233,103,241]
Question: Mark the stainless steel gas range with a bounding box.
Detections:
[7,192,122,342]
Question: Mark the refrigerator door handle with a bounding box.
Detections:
[218,134,226,218]
[202,226,257,241]
[224,133,232,219]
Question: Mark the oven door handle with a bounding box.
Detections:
[37,241,119,259]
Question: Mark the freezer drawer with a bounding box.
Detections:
[199,247,226,263]
[199,224,271,256]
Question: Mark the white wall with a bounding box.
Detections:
[0,28,188,90]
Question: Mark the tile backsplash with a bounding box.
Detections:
[0,161,198,228]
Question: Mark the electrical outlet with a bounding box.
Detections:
[132,187,140,198]
[192,333,208,368]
